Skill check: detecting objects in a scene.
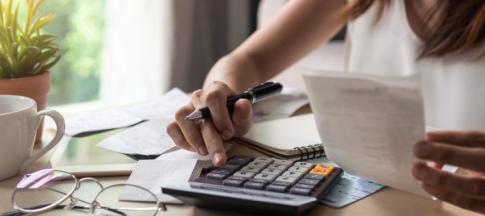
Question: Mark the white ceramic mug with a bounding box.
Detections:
[0,95,65,181]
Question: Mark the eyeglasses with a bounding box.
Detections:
[10,169,167,216]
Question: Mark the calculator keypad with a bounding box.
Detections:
[195,156,342,199]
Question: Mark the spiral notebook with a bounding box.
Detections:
[236,114,325,160]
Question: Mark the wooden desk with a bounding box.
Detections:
[0,135,480,216]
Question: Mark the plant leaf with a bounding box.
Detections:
[31,34,56,46]
[29,15,54,35]
[11,2,19,41]
[0,0,60,78]
[0,1,4,30]
[38,54,61,74]
[0,52,13,78]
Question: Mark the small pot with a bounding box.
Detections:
[0,72,51,146]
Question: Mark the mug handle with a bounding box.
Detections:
[20,110,65,172]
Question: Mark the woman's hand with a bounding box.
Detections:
[166,81,253,166]
[413,131,485,213]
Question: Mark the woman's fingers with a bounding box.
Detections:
[414,141,485,172]
[413,162,485,198]
[168,83,252,166]
[203,81,235,139]
[175,103,208,155]
[421,183,485,214]
[166,122,195,152]
[200,120,227,166]
[232,99,253,136]
[427,131,485,148]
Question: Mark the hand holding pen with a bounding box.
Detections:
[166,81,283,166]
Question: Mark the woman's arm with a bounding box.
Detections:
[205,0,348,92]
[169,0,349,166]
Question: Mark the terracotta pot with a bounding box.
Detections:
[0,72,51,146]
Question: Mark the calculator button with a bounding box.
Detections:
[253,157,274,164]
[298,178,321,186]
[227,176,249,181]
[293,183,316,190]
[253,173,277,181]
[233,171,256,179]
[240,166,264,173]
[207,172,229,180]
[260,168,284,176]
[274,176,298,185]
[206,167,236,180]
[267,163,290,170]
[266,184,290,193]
[290,187,312,195]
[309,164,334,176]
[248,179,269,184]
[303,174,325,181]
[272,159,293,165]
[227,156,253,166]
[270,181,292,187]
[244,180,269,190]
[281,171,304,179]
[288,166,311,173]
[221,164,242,171]
[222,178,246,187]
[246,161,270,168]
[293,162,314,168]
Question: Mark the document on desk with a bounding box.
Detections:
[64,88,189,136]
[97,119,176,155]
[303,71,427,197]
[252,86,309,122]
[119,159,197,204]
[64,109,143,136]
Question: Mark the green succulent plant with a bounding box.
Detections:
[0,0,60,79]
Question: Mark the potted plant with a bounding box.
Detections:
[0,0,61,144]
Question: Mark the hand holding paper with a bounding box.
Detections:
[304,71,427,196]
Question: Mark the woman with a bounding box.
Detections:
[166,0,485,213]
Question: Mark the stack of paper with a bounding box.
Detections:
[119,159,197,204]
[64,88,190,136]
[97,119,176,155]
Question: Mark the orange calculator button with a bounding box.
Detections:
[309,164,334,176]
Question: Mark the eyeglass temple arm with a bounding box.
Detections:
[2,204,127,216]
[0,204,69,216]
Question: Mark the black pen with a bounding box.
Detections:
[185,82,283,121]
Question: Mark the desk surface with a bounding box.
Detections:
[0,136,480,216]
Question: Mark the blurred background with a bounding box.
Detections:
[41,0,344,110]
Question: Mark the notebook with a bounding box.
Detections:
[235,114,325,160]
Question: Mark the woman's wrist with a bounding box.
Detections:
[204,53,262,93]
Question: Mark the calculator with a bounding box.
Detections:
[161,155,343,215]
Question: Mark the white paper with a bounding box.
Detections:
[64,88,189,136]
[65,109,143,136]
[304,71,427,197]
[156,149,212,161]
[156,142,233,161]
[119,159,197,203]
[97,119,176,155]
[253,86,309,122]
[123,88,190,120]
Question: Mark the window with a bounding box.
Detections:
[40,0,105,106]
[37,0,170,110]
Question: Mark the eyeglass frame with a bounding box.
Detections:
[11,169,167,216]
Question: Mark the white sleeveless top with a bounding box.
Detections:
[347,0,485,130]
